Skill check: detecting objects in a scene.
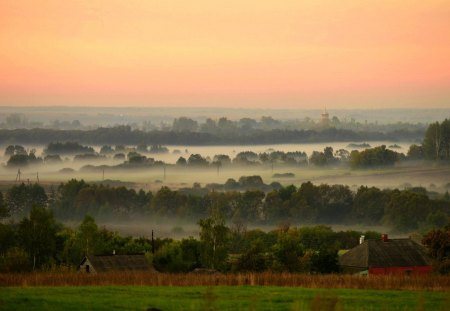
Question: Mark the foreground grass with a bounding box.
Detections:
[1,286,449,311]
[2,272,450,291]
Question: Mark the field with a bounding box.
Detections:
[1,273,450,311]
[1,285,449,311]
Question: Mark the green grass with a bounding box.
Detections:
[0,286,449,311]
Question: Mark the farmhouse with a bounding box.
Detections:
[79,254,154,273]
[339,235,432,275]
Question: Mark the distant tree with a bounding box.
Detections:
[213,154,231,165]
[352,186,387,225]
[199,118,218,133]
[238,118,258,131]
[7,154,30,167]
[349,145,402,168]
[44,142,94,155]
[176,156,187,166]
[238,175,264,189]
[4,145,16,156]
[100,145,114,154]
[137,144,148,153]
[44,154,62,164]
[407,144,424,160]
[113,153,125,160]
[5,183,48,216]
[149,145,169,154]
[309,151,327,166]
[172,117,198,133]
[188,154,209,166]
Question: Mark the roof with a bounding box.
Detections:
[81,254,153,272]
[339,239,432,269]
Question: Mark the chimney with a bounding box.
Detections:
[381,234,389,242]
[359,235,365,244]
[113,249,116,255]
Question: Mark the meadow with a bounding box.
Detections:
[1,285,449,311]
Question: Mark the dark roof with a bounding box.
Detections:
[339,239,432,269]
[82,254,152,272]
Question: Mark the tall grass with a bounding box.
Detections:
[1,272,449,291]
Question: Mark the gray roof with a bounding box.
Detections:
[82,254,153,272]
[339,239,432,269]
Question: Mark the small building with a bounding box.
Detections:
[339,235,432,275]
[79,254,154,273]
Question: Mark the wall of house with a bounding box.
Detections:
[369,266,432,275]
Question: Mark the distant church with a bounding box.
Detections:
[320,109,330,127]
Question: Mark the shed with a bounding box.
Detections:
[79,254,154,273]
[339,235,432,275]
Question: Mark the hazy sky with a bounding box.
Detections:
[1,0,449,109]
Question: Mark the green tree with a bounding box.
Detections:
[407,144,424,160]
[78,215,100,255]
[18,205,59,270]
[5,183,48,216]
[0,192,9,219]
[423,121,444,160]
[272,227,304,272]
[198,216,229,270]
[235,239,267,272]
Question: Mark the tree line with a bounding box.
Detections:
[1,205,449,274]
[1,179,449,232]
[0,126,423,146]
[0,204,376,273]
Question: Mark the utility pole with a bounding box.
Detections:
[36,172,39,183]
[163,165,166,180]
[102,169,105,181]
[15,169,21,182]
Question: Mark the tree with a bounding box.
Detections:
[100,145,114,154]
[272,227,304,272]
[18,205,59,270]
[0,192,8,219]
[422,224,450,274]
[5,183,48,216]
[172,117,198,133]
[309,151,327,166]
[176,156,187,166]
[235,239,267,272]
[423,121,445,160]
[407,144,424,160]
[198,216,229,270]
[78,215,100,256]
[188,154,209,166]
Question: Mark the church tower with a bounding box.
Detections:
[321,108,330,127]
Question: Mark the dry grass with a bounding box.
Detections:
[1,272,449,291]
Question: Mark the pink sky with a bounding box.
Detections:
[1,0,450,108]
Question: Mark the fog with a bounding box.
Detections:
[1,142,448,194]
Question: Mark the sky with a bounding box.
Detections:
[0,0,449,109]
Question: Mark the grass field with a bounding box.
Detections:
[1,285,449,311]
[1,273,450,311]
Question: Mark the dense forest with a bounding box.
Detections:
[1,179,449,233]
[0,126,424,146]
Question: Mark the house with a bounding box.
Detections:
[79,253,154,273]
[339,234,432,275]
